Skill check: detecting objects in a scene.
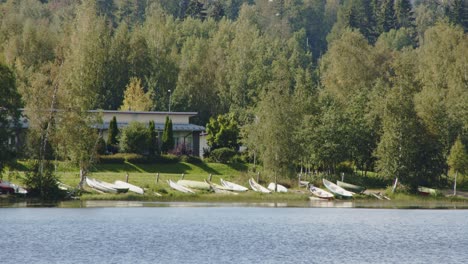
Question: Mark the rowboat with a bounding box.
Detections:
[309,184,334,200]
[323,179,353,198]
[177,180,211,191]
[113,180,144,194]
[86,177,129,193]
[249,178,271,193]
[337,180,366,193]
[267,182,288,193]
[220,179,249,192]
[0,180,28,194]
[205,180,238,195]
[167,180,196,194]
[418,186,437,196]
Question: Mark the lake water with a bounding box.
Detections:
[1,204,467,264]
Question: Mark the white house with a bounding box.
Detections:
[94,110,205,156]
[18,110,206,157]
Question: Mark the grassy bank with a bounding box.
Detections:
[2,160,468,205]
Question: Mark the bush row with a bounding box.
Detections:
[97,153,202,164]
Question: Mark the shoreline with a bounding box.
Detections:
[2,191,468,209]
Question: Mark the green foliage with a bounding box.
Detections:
[119,121,149,155]
[148,120,159,157]
[96,136,107,155]
[22,161,64,200]
[120,77,152,111]
[448,136,468,175]
[107,116,119,146]
[209,147,237,164]
[206,113,239,150]
[161,116,174,154]
[0,63,22,173]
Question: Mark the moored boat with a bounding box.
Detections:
[177,180,211,191]
[337,180,366,193]
[220,179,249,192]
[86,177,117,193]
[205,180,238,195]
[86,177,129,193]
[417,186,437,196]
[167,180,196,194]
[0,180,28,195]
[323,179,353,198]
[113,180,144,194]
[309,184,334,200]
[249,178,271,193]
[267,182,288,193]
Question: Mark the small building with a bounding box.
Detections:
[94,110,205,156]
[16,110,206,157]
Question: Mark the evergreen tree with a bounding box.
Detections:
[395,0,415,29]
[0,64,22,173]
[161,116,174,153]
[107,116,119,153]
[378,0,398,32]
[148,120,159,157]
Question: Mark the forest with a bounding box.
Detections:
[0,0,467,191]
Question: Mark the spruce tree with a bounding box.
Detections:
[107,116,119,146]
[395,0,413,27]
[378,0,398,32]
[161,116,174,154]
[148,120,159,156]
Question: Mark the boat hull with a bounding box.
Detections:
[249,178,271,193]
[323,179,353,198]
[220,179,249,192]
[267,183,288,193]
[309,185,334,199]
[337,180,366,193]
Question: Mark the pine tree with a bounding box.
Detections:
[161,116,174,154]
[107,116,119,147]
[148,120,159,157]
[395,0,414,29]
[378,0,398,32]
[0,64,22,173]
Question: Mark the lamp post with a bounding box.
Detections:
[168,89,171,112]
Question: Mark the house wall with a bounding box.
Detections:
[99,111,195,124]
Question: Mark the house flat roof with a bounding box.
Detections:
[89,110,198,116]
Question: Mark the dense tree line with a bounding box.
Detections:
[0,0,467,190]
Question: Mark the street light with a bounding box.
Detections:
[168,89,171,112]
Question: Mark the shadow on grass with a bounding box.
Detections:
[93,162,195,174]
[227,162,248,172]
[190,162,221,175]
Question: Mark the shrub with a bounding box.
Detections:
[96,137,107,155]
[210,147,236,163]
[154,154,180,164]
[98,153,126,164]
[180,155,203,164]
[119,121,149,155]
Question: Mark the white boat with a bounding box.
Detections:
[205,180,238,195]
[167,180,196,194]
[267,182,288,193]
[309,184,334,199]
[249,178,271,193]
[86,177,117,193]
[177,180,211,191]
[113,180,144,194]
[86,177,129,193]
[220,179,249,192]
[322,179,353,198]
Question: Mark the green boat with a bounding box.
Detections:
[336,180,366,193]
[417,186,437,196]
